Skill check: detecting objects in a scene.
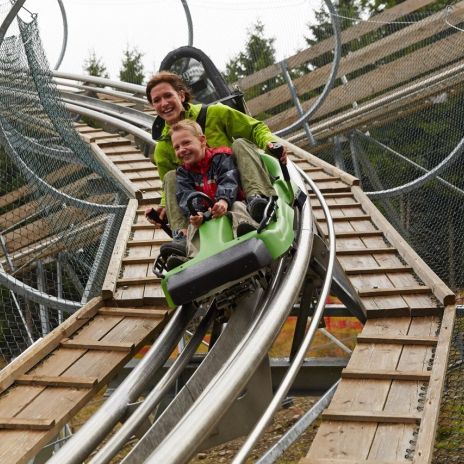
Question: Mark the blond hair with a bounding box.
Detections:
[170,119,204,138]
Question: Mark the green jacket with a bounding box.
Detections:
[153,102,275,204]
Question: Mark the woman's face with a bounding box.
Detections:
[150,82,185,125]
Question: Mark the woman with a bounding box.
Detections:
[145,71,287,249]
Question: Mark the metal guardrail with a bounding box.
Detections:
[47,303,199,464]
[142,168,314,464]
[233,163,337,463]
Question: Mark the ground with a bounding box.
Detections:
[189,396,319,464]
[71,393,319,463]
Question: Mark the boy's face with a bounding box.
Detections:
[172,128,206,166]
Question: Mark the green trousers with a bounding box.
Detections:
[164,138,276,231]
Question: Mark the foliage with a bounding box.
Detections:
[83,50,109,79]
[119,46,145,85]
[223,19,282,109]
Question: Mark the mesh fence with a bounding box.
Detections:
[225,3,464,291]
[0,9,130,364]
[222,2,464,461]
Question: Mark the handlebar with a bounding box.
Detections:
[186,192,215,221]
[268,142,290,182]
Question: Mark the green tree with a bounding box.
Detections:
[224,20,280,97]
[83,50,109,78]
[119,47,145,84]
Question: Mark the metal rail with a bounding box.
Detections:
[233,163,337,463]
[142,169,313,463]
[88,301,218,464]
[276,0,341,137]
[47,303,199,464]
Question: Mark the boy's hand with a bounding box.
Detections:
[190,212,204,227]
[211,199,228,218]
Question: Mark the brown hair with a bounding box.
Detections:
[145,71,192,105]
[170,119,204,138]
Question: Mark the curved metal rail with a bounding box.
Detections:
[88,302,219,464]
[47,303,199,464]
[138,174,313,464]
[275,0,341,137]
[233,163,337,463]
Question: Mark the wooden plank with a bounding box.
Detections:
[337,247,397,255]
[0,418,55,430]
[121,256,156,264]
[356,334,438,346]
[352,187,455,306]
[322,409,422,424]
[357,286,430,297]
[266,34,464,131]
[94,137,131,148]
[0,297,104,394]
[341,369,431,381]
[329,231,384,239]
[116,276,160,285]
[89,143,141,200]
[318,214,371,222]
[131,223,159,230]
[101,199,138,299]
[98,308,167,318]
[414,305,457,463]
[127,238,167,247]
[236,0,436,90]
[248,3,464,115]
[345,265,412,275]
[313,202,362,209]
[15,375,98,388]
[60,339,135,352]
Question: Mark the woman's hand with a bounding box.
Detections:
[267,142,288,165]
[144,207,166,227]
[211,199,228,219]
[190,212,204,227]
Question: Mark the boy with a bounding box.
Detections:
[162,119,266,270]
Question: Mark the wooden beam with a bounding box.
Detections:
[322,409,422,424]
[344,265,413,274]
[356,335,438,346]
[236,0,437,91]
[352,186,455,306]
[116,276,160,286]
[332,231,383,238]
[312,202,362,209]
[0,418,55,430]
[126,239,167,247]
[414,305,457,462]
[341,369,431,381]
[121,256,156,264]
[317,215,371,222]
[357,286,431,297]
[60,339,134,352]
[0,297,104,394]
[90,143,141,200]
[301,459,409,464]
[15,375,98,388]
[98,308,167,318]
[337,247,397,255]
[101,199,138,299]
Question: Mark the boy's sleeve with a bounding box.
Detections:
[214,154,240,209]
[175,168,196,217]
